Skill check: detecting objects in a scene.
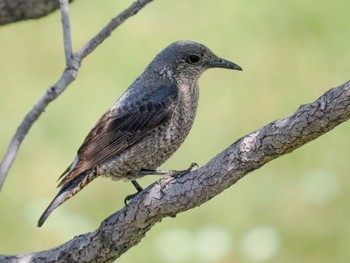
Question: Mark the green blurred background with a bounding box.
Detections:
[0,0,349,262]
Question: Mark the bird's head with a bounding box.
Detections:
[150,40,242,81]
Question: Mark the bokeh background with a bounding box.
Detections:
[0,0,349,262]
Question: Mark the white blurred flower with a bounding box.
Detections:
[240,225,281,262]
[195,224,233,262]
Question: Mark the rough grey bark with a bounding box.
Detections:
[0,0,75,25]
[0,80,349,263]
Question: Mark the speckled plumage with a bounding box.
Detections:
[38,40,242,227]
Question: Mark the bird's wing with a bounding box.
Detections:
[58,85,178,187]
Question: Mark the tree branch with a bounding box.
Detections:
[1,80,349,262]
[75,0,151,60]
[0,0,74,26]
[0,0,154,191]
[59,0,73,64]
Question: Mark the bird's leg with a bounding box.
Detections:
[124,163,198,205]
[131,180,143,192]
[124,180,143,205]
[139,162,198,178]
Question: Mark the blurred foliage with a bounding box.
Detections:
[0,0,349,262]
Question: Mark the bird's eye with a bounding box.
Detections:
[186,54,201,64]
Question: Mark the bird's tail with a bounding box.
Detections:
[37,172,96,227]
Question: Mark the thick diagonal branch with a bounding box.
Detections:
[1,80,349,263]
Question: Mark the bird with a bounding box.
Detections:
[37,40,242,227]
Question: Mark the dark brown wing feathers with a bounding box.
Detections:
[58,86,178,187]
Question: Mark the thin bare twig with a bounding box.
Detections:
[0,80,349,262]
[59,0,73,64]
[76,0,151,60]
[0,0,154,191]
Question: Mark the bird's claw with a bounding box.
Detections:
[124,180,143,206]
[124,193,138,206]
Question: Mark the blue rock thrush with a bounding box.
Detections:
[38,40,242,227]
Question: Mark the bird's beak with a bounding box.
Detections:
[207,58,242,71]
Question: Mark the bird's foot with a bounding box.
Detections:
[124,163,198,205]
[124,180,143,206]
[170,162,198,178]
[124,193,138,206]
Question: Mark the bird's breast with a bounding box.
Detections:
[171,83,199,133]
[152,82,199,157]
